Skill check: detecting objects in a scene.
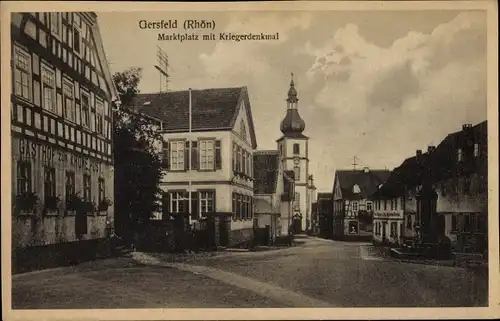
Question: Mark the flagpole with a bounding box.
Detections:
[189,88,192,225]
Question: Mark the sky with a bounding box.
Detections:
[98,10,487,193]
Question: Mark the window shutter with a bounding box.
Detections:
[215,140,222,170]
[162,192,170,220]
[163,141,170,170]
[232,143,236,172]
[232,192,236,220]
[184,141,190,171]
[250,197,253,219]
[191,191,199,220]
[191,141,198,170]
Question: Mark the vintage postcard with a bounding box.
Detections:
[1,0,499,320]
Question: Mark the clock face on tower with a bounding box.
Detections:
[293,157,300,165]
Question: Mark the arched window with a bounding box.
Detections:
[240,120,247,141]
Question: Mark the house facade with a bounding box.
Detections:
[372,121,488,254]
[253,150,295,244]
[371,182,406,246]
[131,87,258,247]
[276,75,315,233]
[332,168,390,241]
[11,12,119,272]
[424,122,488,253]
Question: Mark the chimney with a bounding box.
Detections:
[416,149,422,162]
[363,167,369,173]
[427,145,435,153]
[462,123,472,131]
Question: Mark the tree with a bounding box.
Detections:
[112,68,166,242]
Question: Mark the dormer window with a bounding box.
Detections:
[353,184,361,194]
[457,148,463,162]
[474,143,479,157]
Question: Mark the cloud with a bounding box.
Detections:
[199,12,313,80]
[303,11,486,176]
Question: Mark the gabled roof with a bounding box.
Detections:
[129,86,258,148]
[371,120,487,199]
[426,120,487,182]
[93,14,120,103]
[253,151,280,195]
[334,169,391,200]
[371,155,428,199]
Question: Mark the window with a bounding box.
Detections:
[384,200,387,211]
[348,221,358,234]
[242,150,247,175]
[293,143,300,155]
[366,202,372,211]
[294,166,300,181]
[463,176,471,195]
[50,13,61,38]
[14,46,32,101]
[44,167,56,199]
[83,174,91,202]
[41,65,56,112]
[406,215,412,229]
[198,139,215,170]
[232,193,237,220]
[294,192,300,210]
[451,214,458,232]
[98,178,105,204]
[390,222,398,237]
[199,191,214,214]
[96,99,104,135]
[474,143,480,157]
[352,201,358,212]
[73,24,81,54]
[170,141,185,171]
[63,80,75,121]
[237,146,242,172]
[65,171,75,198]
[170,192,187,213]
[232,143,237,171]
[17,161,32,194]
[394,199,398,211]
[240,120,247,141]
[457,148,463,162]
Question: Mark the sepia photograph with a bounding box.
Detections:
[1,1,498,320]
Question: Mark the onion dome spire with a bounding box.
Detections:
[280,72,305,135]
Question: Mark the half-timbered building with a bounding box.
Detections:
[11,12,119,272]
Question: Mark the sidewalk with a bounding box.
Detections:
[365,244,488,269]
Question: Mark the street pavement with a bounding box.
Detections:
[11,236,488,308]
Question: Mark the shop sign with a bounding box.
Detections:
[18,137,100,173]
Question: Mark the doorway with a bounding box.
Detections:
[293,218,301,234]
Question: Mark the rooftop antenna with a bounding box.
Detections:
[352,156,358,170]
[154,45,169,94]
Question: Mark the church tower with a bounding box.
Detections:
[277,74,311,232]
